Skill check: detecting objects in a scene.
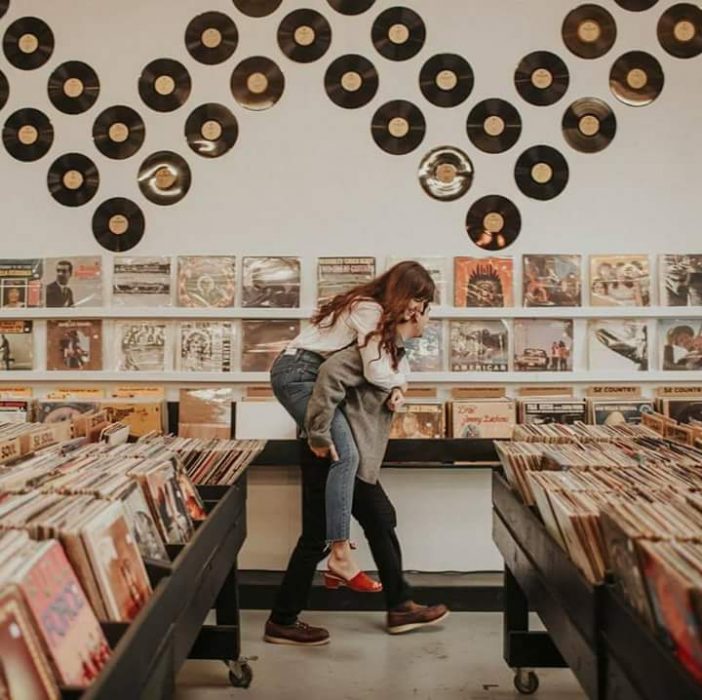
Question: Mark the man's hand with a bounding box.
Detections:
[309,442,340,461]
[386,387,405,412]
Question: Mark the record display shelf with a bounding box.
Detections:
[492,471,702,699]
[60,473,251,699]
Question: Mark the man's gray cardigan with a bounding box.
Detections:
[304,345,396,484]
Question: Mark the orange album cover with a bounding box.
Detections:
[454,257,513,307]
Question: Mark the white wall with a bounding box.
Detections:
[1,0,700,571]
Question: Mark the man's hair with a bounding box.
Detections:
[57,260,73,274]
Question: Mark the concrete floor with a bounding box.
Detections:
[176,611,586,700]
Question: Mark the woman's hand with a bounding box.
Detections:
[309,442,340,461]
[386,387,405,412]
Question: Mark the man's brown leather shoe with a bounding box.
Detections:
[264,619,330,646]
[386,601,450,635]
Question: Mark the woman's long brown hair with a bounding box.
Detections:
[312,261,435,370]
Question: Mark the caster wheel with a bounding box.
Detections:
[228,661,253,689]
[513,669,539,695]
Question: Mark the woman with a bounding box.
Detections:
[270,261,435,592]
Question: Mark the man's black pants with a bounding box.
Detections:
[270,453,412,626]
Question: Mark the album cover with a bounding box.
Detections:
[387,256,447,305]
[454,257,513,308]
[112,256,172,307]
[0,259,42,308]
[589,399,654,425]
[33,401,99,425]
[450,400,516,439]
[588,319,648,371]
[0,399,29,422]
[177,322,234,372]
[176,256,236,308]
[523,254,581,307]
[317,257,375,305]
[178,387,234,439]
[241,256,300,308]
[43,257,102,308]
[101,401,164,437]
[389,402,445,439]
[241,320,300,372]
[660,319,702,371]
[590,255,651,307]
[519,399,587,425]
[115,321,168,372]
[659,397,702,425]
[0,321,33,371]
[449,320,509,372]
[46,320,102,371]
[0,585,60,700]
[660,255,702,307]
[404,319,443,371]
[119,482,169,562]
[513,319,573,372]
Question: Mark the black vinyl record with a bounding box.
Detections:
[185,12,238,65]
[657,3,702,59]
[0,1,8,20]
[371,100,425,155]
[418,146,473,201]
[48,61,100,115]
[231,56,285,110]
[3,108,53,162]
[372,7,426,61]
[324,54,378,109]
[610,51,664,106]
[0,70,8,112]
[139,59,191,112]
[278,9,332,63]
[562,5,617,59]
[467,99,522,154]
[47,153,99,207]
[92,198,145,253]
[614,0,658,10]
[515,145,569,201]
[562,97,617,153]
[185,103,238,158]
[327,0,376,16]
[3,16,54,70]
[514,51,570,106]
[93,105,146,160]
[466,195,521,251]
[138,151,191,206]
[419,54,474,108]
[232,0,282,18]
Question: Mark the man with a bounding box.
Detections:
[45,260,75,307]
[264,306,448,646]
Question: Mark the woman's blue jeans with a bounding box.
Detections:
[270,349,358,542]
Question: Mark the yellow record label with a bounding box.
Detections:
[108,122,130,143]
[18,33,39,54]
[674,19,696,42]
[62,170,84,190]
[63,78,85,98]
[435,69,458,91]
[483,212,505,233]
[341,71,362,92]
[435,162,457,183]
[626,68,648,90]
[531,68,554,89]
[109,214,129,235]
[531,162,553,184]
[247,72,269,94]
[18,125,38,145]
[154,75,176,96]
[388,23,410,44]
[484,115,506,136]
[388,117,410,138]
[294,25,316,46]
[155,166,177,190]
[577,19,602,43]
[201,119,223,140]
[579,114,600,136]
[201,27,223,48]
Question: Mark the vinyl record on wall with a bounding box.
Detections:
[232,0,283,18]
[609,51,664,106]
[138,151,191,206]
[185,12,238,65]
[614,0,658,10]
[93,105,146,160]
[3,108,53,162]
[562,4,617,59]
[419,54,473,108]
[48,61,100,115]
[231,56,285,110]
[185,103,238,158]
[0,71,8,112]
[371,100,425,155]
[562,97,617,153]
[3,16,54,70]
[465,195,521,251]
[372,7,426,61]
[139,59,192,112]
[418,146,473,201]
[0,1,9,20]
[278,9,332,63]
[92,198,145,253]
[47,153,99,207]
[327,0,376,15]
[514,145,569,201]
[467,99,522,154]
[657,3,702,59]
[514,51,570,106]
[324,54,379,109]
